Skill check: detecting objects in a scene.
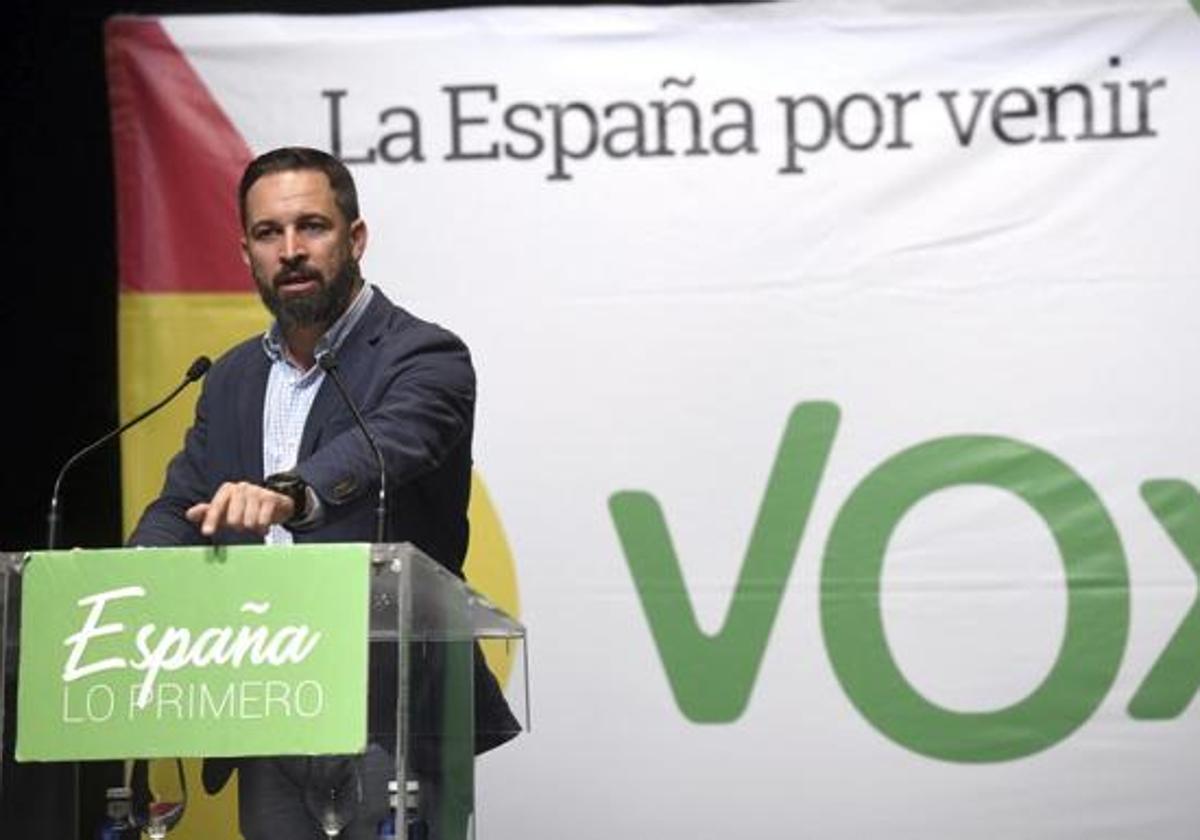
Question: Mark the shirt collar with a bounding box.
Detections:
[261,283,375,367]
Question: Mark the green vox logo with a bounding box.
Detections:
[608,402,1199,762]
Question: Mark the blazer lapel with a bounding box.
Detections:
[238,349,270,480]
[298,289,390,458]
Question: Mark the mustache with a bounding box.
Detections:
[273,266,323,286]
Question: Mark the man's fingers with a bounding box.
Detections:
[227,486,248,531]
[190,482,292,536]
[256,494,280,532]
[201,483,235,536]
[242,492,273,534]
[240,492,258,532]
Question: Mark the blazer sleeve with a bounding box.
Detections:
[294,325,474,519]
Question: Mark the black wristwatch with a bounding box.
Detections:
[262,471,308,523]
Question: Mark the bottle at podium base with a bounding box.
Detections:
[97,786,134,840]
[377,780,428,840]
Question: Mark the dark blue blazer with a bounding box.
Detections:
[131,286,473,569]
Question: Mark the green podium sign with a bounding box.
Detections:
[15,544,369,761]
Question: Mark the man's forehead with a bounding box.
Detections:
[244,169,338,220]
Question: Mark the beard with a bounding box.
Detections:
[255,256,361,333]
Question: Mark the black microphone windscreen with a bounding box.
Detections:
[317,351,339,372]
[186,356,213,381]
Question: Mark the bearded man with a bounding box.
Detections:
[130,146,517,839]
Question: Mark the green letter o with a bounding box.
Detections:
[821,436,1128,762]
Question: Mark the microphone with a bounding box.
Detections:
[317,349,388,543]
[46,355,212,549]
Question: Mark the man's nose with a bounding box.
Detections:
[281,228,307,262]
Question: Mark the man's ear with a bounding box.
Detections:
[240,236,251,268]
[350,219,368,261]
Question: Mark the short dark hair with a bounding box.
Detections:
[237,146,360,229]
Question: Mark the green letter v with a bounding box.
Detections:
[609,402,839,722]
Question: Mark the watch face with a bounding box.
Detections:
[266,473,300,490]
[265,474,306,518]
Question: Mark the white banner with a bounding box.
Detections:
[128,2,1200,836]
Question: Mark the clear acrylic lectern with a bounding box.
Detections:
[0,543,527,840]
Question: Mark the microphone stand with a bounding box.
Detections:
[46,356,212,550]
[317,351,388,544]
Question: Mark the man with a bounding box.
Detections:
[131,147,517,838]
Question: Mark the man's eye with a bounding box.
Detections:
[253,228,280,240]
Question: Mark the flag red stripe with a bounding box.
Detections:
[106,17,253,293]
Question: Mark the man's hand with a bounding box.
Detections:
[185,481,295,537]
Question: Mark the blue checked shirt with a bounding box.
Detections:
[260,284,375,544]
